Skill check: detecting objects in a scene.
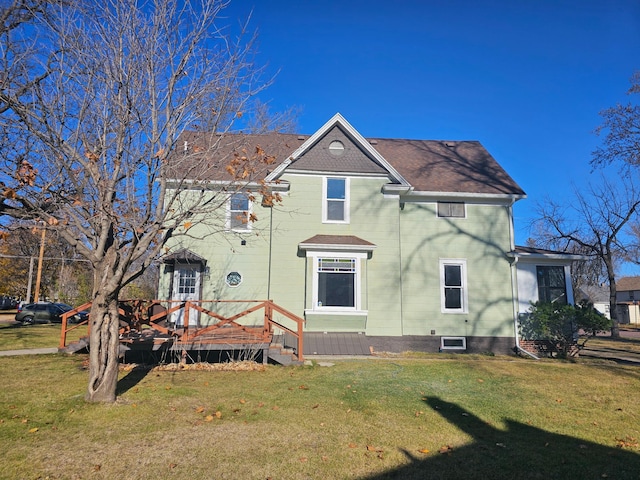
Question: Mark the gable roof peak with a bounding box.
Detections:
[265,113,411,187]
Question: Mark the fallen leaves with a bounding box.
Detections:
[439,444,454,454]
[616,436,639,449]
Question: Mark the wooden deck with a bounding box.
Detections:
[59,300,306,364]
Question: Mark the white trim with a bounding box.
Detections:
[299,242,376,252]
[439,259,468,314]
[322,176,350,224]
[440,336,467,350]
[436,201,467,219]
[307,251,365,313]
[227,192,252,232]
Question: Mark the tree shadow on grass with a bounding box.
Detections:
[116,365,151,396]
[360,396,640,480]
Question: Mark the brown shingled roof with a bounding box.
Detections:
[299,234,376,248]
[171,127,525,196]
[617,276,640,292]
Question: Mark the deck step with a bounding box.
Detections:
[59,336,90,354]
[267,345,302,366]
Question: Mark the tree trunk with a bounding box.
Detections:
[604,255,620,339]
[85,291,121,403]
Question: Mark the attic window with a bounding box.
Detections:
[329,140,345,156]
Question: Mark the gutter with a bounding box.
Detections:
[507,210,539,360]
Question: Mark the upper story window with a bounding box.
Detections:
[323,177,350,223]
[437,202,465,218]
[440,259,468,313]
[536,266,567,304]
[228,192,251,231]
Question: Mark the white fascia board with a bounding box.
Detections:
[264,113,411,187]
[165,178,264,189]
[507,251,588,262]
[403,191,526,205]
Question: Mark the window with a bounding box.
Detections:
[178,268,197,295]
[440,260,467,313]
[440,337,467,350]
[308,252,366,312]
[536,266,567,304]
[437,202,465,218]
[229,193,250,231]
[317,258,356,308]
[323,177,349,223]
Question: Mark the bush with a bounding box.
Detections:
[520,301,611,358]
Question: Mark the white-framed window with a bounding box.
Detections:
[323,177,349,223]
[440,259,468,313]
[536,265,567,305]
[308,251,365,312]
[437,201,465,218]
[228,192,251,231]
[440,337,467,350]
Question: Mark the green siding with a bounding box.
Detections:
[399,201,515,338]
[161,176,517,340]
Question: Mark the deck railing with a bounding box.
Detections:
[60,299,306,361]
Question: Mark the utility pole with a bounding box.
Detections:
[33,227,46,302]
[26,256,35,302]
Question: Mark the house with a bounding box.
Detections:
[576,284,611,319]
[158,113,580,356]
[615,276,640,325]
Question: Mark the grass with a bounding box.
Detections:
[1,351,639,479]
[0,321,87,350]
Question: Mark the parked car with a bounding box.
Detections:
[15,302,89,325]
[0,295,18,310]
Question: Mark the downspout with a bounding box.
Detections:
[267,204,273,300]
[507,203,538,359]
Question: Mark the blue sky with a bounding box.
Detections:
[225,0,640,247]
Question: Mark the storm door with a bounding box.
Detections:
[171,264,201,326]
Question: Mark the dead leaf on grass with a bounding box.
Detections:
[439,445,453,454]
[195,406,205,413]
[28,427,38,433]
[418,448,430,454]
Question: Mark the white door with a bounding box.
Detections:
[171,264,201,327]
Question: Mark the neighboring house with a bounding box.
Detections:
[158,113,581,355]
[576,284,611,319]
[615,276,640,325]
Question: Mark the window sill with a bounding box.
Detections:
[305,309,368,316]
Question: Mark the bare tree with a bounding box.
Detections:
[533,177,640,338]
[591,71,640,169]
[0,0,286,402]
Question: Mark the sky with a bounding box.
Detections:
[223,0,640,248]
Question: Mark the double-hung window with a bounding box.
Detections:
[323,177,349,223]
[440,259,468,313]
[229,193,251,231]
[536,266,567,304]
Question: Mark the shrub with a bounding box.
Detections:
[520,301,611,358]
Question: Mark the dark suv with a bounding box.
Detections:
[15,302,88,325]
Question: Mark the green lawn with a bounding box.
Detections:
[1,352,639,479]
[0,322,87,350]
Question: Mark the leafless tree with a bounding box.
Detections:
[0,0,288,402]
[591,71,640,170]
[533,177,640,338]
